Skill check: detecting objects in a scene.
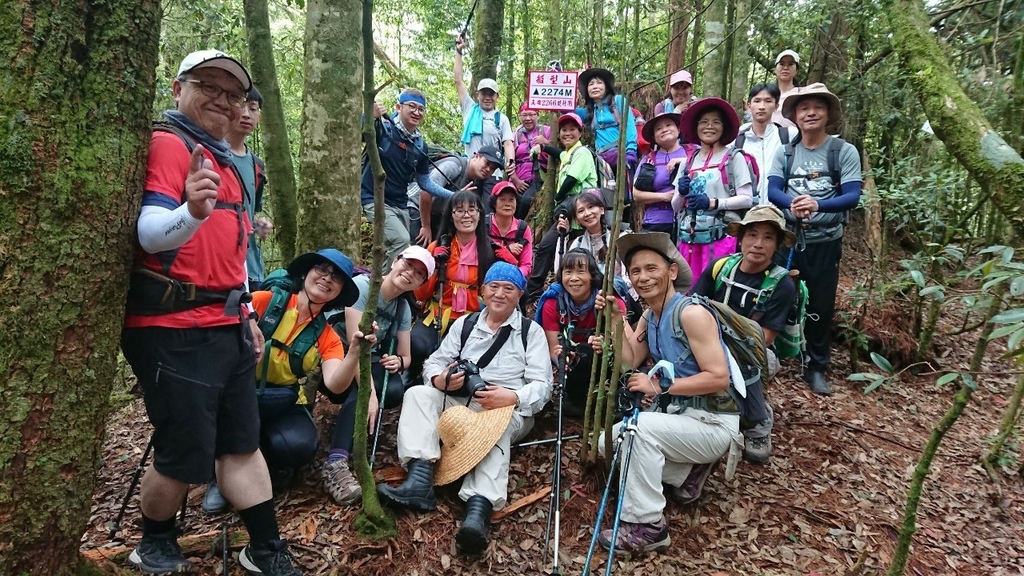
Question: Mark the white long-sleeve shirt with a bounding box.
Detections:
[423,307,553,417]
[736,122,800,205]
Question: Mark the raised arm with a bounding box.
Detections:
[454,35,469,105]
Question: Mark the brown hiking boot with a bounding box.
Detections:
[322,459,361,505]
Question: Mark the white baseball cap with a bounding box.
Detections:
[177,50,252,90]
[476,78,500,93]
[775,49,800,66]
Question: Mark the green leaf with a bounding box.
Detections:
[870,352,894,374]
[864,376,886,393]
[992,308,1024,324]
[919,285,945,300]
[988,324,1023,340]
[935,373,959,386]
[910,270,925,287]
[1009,329,1024,353]
[847,373,877,381]
[1011,276,1024,297]
[961,374,978,390]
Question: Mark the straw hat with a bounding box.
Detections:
[433,404,515,486]
[781,82,843,132]
[725,205,796,247]
[615,232,693,294]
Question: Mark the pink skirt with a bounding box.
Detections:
[678,236,737,279]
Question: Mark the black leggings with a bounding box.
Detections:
[257,388,318,472]
[321,362,408,454]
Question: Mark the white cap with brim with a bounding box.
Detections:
[177,50,252,91]
[775,49,800,66]
[476,78,500,93]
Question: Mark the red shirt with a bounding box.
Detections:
[540,295,626,345]
[125,131,251,329]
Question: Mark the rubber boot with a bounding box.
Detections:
[804,370,832,396]
[377,459,436,511]
[456,495,493,554]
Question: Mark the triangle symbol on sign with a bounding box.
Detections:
[532,87,540,96]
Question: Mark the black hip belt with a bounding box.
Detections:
[126,268,247,316]
[666,392,739,415]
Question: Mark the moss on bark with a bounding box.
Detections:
[0,1,160,573]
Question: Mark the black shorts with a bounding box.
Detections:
[121,324,259,484]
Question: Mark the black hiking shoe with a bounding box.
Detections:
[239,539,302,575]
[804,370,832,396]
[128,530,191,574]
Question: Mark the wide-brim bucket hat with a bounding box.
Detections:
[725,205,797,247]
[781,82,843,133]
[433,404,515,486]
[285,248,360,310]
[679,97,740,146]
[578,68,616,96]
[615,232,693,294]
[642,111,683,145]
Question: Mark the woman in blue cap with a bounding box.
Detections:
[202,248,371,511]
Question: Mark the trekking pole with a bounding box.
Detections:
[369,339,397,470]
[513,434,580,449]
[107,435,154,539]
[582,397,640,574]
[458,0,480,41]
[543,321,573,574]
[602,402,641,576]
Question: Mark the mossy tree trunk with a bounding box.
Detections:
[726,0,750,112]
[701,0,726,97]
[0,1,160,573]
[297,0,364,258]
[244,0,299,264]
[470,0,505,82]
[888,0,1024,236]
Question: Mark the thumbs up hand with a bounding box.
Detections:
[185,144,221,220]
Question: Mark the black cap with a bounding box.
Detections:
[475,145,502,167]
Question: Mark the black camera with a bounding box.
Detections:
[448,359,488,397]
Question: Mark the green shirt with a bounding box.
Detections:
[558,141,598,199]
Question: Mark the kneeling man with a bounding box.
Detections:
[377,262,552,554]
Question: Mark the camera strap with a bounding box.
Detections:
[474,324,514,369]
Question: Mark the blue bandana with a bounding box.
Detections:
[484,262,526,291]
[399,92,427,107]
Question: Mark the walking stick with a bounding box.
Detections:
[543,320,574,574]
[369,339,397,470]
[582,393,641,574]
[107,435,154,539]
[458,0,480,41]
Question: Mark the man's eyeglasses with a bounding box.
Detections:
[520,112,538,117]
[403,103,426,114]
[453,207,480,217]
[313,262,345,283]
[181,79,247,108]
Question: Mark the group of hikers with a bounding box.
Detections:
[120,41,861,574]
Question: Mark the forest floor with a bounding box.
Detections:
[81,240,1024,576]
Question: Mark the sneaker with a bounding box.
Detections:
[598,517,671,552]
[201,480,229,514]
[743,435,772,464]
[128,530,191,574]
[322,458,361,505]
[239,539,302,576]
[669,461,719,505]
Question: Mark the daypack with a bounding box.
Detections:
[256,269,328,392]
[459,311,531,352]
[780,135,847,241]
[650,294,769,419]
[677,145,758,245]
[774,277,809,360]
[734,122,791,150]
[486,214,530,248]
[426,142,462,163]
[587,95,624,134]
[515,125,551,149]
[377,114,428,171]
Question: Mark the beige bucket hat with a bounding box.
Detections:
[726,205,797,247]
[781,82,843,132]
[615,232,693,294]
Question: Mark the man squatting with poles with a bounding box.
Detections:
[598,232,742,552]
[120,50,301,575]
[376,262,553,554]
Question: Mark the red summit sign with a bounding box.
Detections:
[527,70,578,111]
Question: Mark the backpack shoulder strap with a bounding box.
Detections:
[712,254,743,292]
[827,136,845,189]
[775,123,791,145]
[494,111,502,131]
[735,131,746,149]
[460,312,481,350]
[782,140,798,183]
[515,219,528,245]
[520,317,531,350]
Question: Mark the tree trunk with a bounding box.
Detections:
[0,1,160,573]
[807,7,850,86]
[889,0,1024,237]
[701,0,726,97]
[297,0,364,258]
[689,0,705,67]
[471,0,505,81]
[726,0,750,112]
[545,0,562,63]
[666,0,690,77]
[353,0,394,537]
[244,0,300,265]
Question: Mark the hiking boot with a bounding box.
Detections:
[239,539,302,576]
[322,458,361,505]
[804,370,832,396]
[201,480,229,514]
[456,495,493,554]
[128,530,191,574]
[743,435,772,464]
[669,461,719,505]
[598,517,670,552]
[377,458,436,511]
